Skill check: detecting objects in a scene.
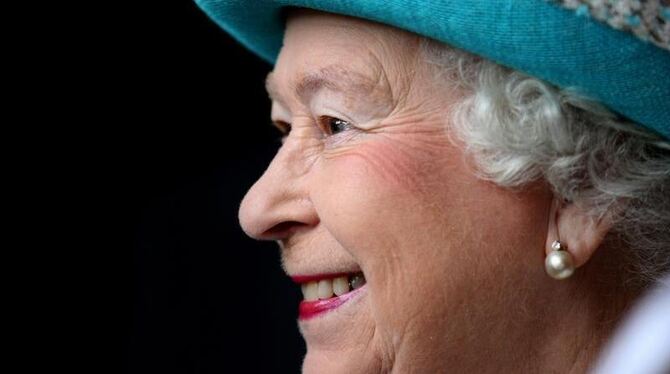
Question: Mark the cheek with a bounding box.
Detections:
[312,138,448,250]
[311,136,551,361]
[321,131,457,198]
[311,138,471,317]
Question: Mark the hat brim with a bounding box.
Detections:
[195,0,670,139]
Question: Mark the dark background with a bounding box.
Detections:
[81,1,307,372]
[16,0,306,371]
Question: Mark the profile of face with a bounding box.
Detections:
[239,10,576,373]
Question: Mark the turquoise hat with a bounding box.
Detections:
[194,0,670,140]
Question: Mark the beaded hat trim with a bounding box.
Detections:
[552,0,670,50]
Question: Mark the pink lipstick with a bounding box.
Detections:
[292,272,367,320]
[298,286,365,320]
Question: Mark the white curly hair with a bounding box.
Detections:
[421,38,670,284]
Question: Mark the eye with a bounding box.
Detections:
[320,116,353,136]
[271,120,291,143]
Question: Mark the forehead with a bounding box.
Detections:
[267,10,421,103]
[265,65,382,104]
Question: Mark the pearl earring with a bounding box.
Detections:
[545,240,575,280]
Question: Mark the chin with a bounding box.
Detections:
[297,284,384,373]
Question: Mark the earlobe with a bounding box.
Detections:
[545,197,616,269]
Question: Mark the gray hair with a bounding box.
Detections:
[420,39,670,283]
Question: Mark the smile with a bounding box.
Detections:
[292,272,367,320]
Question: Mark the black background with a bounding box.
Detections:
[69,0,307,372]
[16,0,307,371]
[118,2,306,372]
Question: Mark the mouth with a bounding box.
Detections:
[292,272,367,320]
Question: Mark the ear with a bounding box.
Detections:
[545,197,616,268]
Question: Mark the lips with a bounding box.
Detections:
[292,272,367,320]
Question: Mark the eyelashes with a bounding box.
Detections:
[271,120,292,143]
[271,115,354,143]
[319,116,353,136]
[273,120,292,135]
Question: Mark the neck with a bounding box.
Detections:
[530,245,640,373]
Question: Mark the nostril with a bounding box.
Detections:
[264,221,305,239]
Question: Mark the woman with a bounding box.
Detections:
[195,1,670,372]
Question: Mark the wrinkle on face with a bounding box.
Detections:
[256,9,559,374]
[270,13,466,372]
[320,117,458,200]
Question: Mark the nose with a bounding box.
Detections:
[238,138,320,241]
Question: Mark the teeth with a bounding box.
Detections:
[301,281,319,301]
[301,273,366,301]
[332,276,350,296]
[317,279,334,300]
[350,273,366,289]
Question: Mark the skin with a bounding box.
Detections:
[239,10,634,374]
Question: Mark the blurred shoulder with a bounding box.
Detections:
[592,274,670,374]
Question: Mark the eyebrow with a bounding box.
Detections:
[265,65,382,104]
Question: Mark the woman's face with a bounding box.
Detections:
[239,10,554,373]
